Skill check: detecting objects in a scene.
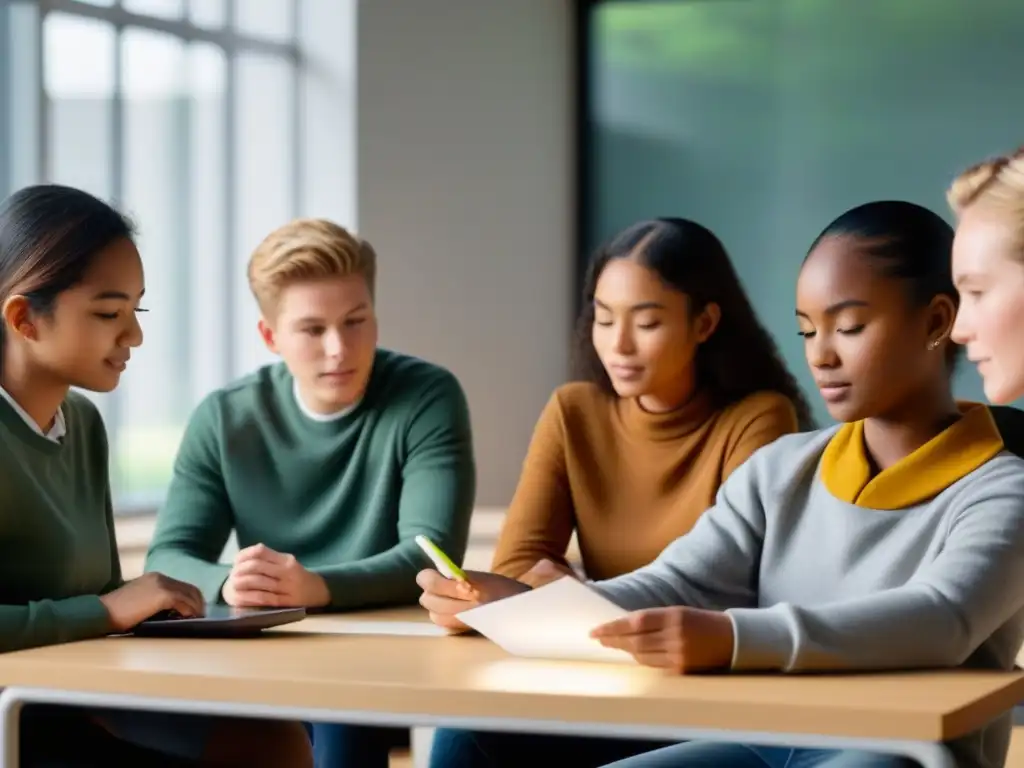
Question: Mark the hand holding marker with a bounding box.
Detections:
[415,536,539,630]
[415,535,472,587]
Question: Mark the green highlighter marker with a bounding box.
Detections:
[415,535,468,582]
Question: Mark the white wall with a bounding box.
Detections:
[355,0,576,505]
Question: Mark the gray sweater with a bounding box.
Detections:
[594,426,1024,768]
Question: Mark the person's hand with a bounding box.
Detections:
[519,558,577,589]
[416,568,532,632]
[99,572,205,633]
[221,544,330,608]
[589,606,735,673]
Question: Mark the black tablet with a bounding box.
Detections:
[132,605,307,637]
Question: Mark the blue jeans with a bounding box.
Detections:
[307,723,409,768]
[428,728,675,768]
[603,742,919,767]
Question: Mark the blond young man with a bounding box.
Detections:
[145,219,476,764]
[146,219,475,608]
[147,218,475,608]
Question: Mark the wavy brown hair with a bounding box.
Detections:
[573,217,814,430]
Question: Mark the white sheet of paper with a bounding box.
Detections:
[458,577,635,664]
[273,618,450,636]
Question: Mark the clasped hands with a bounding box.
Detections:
[416,560,735,673]
[222,543,330,608]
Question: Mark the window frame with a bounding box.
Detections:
[3,0,305,515]
[0,0,10,196]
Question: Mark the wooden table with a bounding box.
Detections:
[0,608,1021,767]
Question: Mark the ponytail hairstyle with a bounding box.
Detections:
[806,200,959,371]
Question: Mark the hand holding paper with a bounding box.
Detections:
[417,559,570,633]
[457,576,637,664]
[590,606,736,672]
[417,568,529,632]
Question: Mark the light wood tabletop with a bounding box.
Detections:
[0,606,1020,745]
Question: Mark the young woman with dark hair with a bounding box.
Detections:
[0,184,312,767]
[417,217,812,768]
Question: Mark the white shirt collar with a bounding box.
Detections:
[0,386,66,442]
[292,380,359,423]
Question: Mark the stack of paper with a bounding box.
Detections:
[458,577,635,664]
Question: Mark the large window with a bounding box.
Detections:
[1,0,303,512]
[582,0,1024,423]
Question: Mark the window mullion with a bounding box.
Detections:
[223,0,236,381]
[29,0,301,509]
[0,0,10,196]
[290,0,302,217]
[105,20,125,498]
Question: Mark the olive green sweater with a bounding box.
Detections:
[146,349,476,610]
[0,391,117,652]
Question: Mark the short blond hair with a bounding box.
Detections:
[948,146,1024,257]
[247,218,377,314]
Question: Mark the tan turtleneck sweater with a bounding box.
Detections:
[491,383,799,581]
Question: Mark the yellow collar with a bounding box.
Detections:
[820,403,1004,509]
